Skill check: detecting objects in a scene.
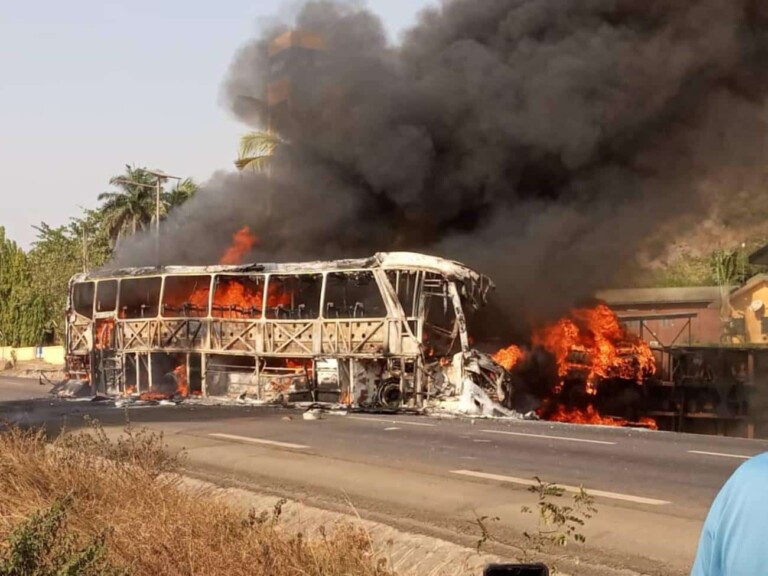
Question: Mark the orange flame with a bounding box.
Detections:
[219,226,259,265]
[492,344,525,370]
[161,226,298,319]
[174,362,189,397]
[139,391,172,401]
[549,403,620,426]
[532,303,655,386]
[212,279,264,318]
[285,358,313,377]
[95,319,115,350]
[494,304,657,429]
[549,404,658,430]
[163,281,210,315]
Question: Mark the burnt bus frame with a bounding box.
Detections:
[64,252,494,406]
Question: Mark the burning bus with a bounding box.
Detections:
[63,252,510,409]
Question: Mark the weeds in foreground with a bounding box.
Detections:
[0,496,124,576]
[0,422,392,576]
[475,477,597,569]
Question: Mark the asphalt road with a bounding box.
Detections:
[2,374,765,575]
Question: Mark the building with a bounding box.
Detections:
[596,286,723,345]
[729,274,768,345]
[266,30,326,133]
[597,285,768,438]
[749,243,768,267]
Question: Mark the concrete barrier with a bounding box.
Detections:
[0,345,65,366]
[13,347,36,362]
[42,346,65,365]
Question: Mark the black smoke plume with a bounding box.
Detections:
[112,0,768,333]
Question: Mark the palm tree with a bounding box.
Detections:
[163,178,198,209]
[235,131,282,171]
[712,249,740,324]
[97,165,157,246]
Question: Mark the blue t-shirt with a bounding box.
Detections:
[692,452,768,575]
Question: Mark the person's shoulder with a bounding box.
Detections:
[728,452,768,483]
[739,451,768,469]
[705,452,768,522]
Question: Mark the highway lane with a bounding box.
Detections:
[2,374,766,574]
[160,410,765,512]
[0,374,50,401]
[146,410,758,574]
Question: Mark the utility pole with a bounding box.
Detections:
[81,224,88,273]
[741,241,747,283]
[145,169,180,265]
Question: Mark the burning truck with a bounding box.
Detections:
[493,303,659,429]
[63,251,514,412]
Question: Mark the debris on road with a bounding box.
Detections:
[49,379,91,399]
[302,409,324,421]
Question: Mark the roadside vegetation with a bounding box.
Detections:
[636,244,766,288]
[0,164,198,349]
[475,478,597,572]
[0,423,392,576]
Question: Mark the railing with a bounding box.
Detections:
[108,316,416,358]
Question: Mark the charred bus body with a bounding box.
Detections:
[64,252,507,408]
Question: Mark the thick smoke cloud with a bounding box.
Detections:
[112,0,768,332]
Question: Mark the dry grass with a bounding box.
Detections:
[0,422,393,576]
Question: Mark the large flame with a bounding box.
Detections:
[532,303,655,385]
[163,282,209,314]
[219,226,259,265]
[212,278,265,318]
[494,303,657,429]
[162,225,293,318]
[211,277,291,318]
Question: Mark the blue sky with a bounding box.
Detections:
[0,0,434,248]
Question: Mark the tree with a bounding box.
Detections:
[0,164,198,347]
[0,227,47,347]
[711,249,741,321]
[26,213,112,344]
[71,208,113,272]
[97,165,159,246]
[644,250,714,288]
[163,177,198,209]
[235,131,282,171]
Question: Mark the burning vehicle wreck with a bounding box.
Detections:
[63,252,515,414]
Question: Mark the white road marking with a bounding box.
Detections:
[480,429,616,445]
[451,470,670,506]
[473,439,492,443]
[688,450,752,460]
[348,416,435,427]
[384,427,401,431]
[208,433,310,450]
